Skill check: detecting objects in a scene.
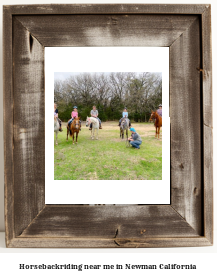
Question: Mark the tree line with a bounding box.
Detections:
[54,72,162,122]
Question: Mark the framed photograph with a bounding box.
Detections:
[46,47,170,205]
[3,4,213,247]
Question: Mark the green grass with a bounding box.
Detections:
[54,121,162,180]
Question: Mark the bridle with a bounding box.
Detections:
[121,119,127,129]
[150,112,156,120]
[72,118,80,129]
[86,117,91,127]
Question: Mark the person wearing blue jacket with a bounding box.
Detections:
[118,108,131,127]
[128,127,142,149]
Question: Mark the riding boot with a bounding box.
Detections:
[99,124,102,129]
[89,123,92,130]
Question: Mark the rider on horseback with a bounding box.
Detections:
[89,106,102,130]
[118,108,131,127]
[157,104,162,117]
[54,103,63,132]
[68,106,81,131]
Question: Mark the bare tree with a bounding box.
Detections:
[54,72,162,122]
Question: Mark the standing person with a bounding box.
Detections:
[118,107,131,127]
[128,127,142,149]
[54,103,63,132]
[89,106,102,130]
[68,106,81,131]
[157,104,162,117]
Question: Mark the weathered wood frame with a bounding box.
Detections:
[3,4,212,248]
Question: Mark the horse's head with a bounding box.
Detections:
[86,117,91,127]
[72,117,80,130]
[149,111,156,121]
[120,118,127,129]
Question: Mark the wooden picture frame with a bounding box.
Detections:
[3,4,213,248]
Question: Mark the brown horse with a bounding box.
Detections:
[149,111,162,139]
[66,117,81,144]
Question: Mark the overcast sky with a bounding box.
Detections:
[54,72,161,81]
[54,72,81,80]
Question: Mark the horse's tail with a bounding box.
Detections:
[68,124,72,137]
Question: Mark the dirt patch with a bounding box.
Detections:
[111,138,127,142]
[56,153,65,160]
[85,171,98,180]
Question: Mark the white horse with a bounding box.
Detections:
[86,117,99,140]
[54,116,59,145]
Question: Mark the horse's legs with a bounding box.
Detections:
[76,132,78,143]
[155,126,157,138]
[96,128,98,140]
[55,132,58,145]
[91,128,94,139]
[158,127,161,139]
[72,133,74,144]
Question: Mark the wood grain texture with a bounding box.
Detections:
[202,6,212,129]
[3,4,213,248]
[3,7,14,247]
[170,17,202,234]
[12,17,45,237]
[20,205,199,238]
[203,125,213,243]
[8,237,212,248]
[4,4,207,15]
[201,6,213,245]
[16,15,197,47]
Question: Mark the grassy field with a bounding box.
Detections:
[54,121,162,180]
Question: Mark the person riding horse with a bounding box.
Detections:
[157,104,162,117]
[118,108,131,127]
[68,106,81,131]
[151,104,162,126]
[54,103,63,132]
[89,106,102,130]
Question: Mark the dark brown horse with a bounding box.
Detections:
[66,117,81,144]
[149,111,162,139]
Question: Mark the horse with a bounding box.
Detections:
[86,117,99,140]
[66,117,81,144]
[54,116,59,145]
[120,118,129,139]
[149,111,162,139]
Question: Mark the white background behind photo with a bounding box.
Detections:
[0,0,216,277]
[46,47,170,204]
